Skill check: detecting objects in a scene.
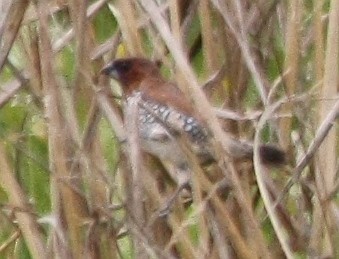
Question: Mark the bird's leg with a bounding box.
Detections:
[158,163,191,217]
[158,182,190,217]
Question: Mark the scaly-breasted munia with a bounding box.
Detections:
[101,57,285,204]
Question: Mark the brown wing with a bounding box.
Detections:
[138,77,202,122]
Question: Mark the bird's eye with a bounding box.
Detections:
[116,61,131,73]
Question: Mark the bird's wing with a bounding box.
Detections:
[133,86,209,144]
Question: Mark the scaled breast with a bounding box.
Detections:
[126,91,208,144]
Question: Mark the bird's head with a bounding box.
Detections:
[101,57,162,94]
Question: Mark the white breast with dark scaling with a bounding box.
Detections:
[125,91,211,165]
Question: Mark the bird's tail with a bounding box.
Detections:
[259,144,286,165]
[227,139,285,166]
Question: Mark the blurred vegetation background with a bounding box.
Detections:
[0,0,338,258]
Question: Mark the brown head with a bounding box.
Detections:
[101,58,163,95]
[101,57,201,120]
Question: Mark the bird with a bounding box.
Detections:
[101,57,285,211]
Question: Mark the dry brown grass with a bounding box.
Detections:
[0,0,338,258]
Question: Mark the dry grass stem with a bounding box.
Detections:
[0,0,338,258]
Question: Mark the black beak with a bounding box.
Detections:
[100,63,113,76]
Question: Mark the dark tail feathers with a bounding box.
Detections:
[259,144,286,166]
